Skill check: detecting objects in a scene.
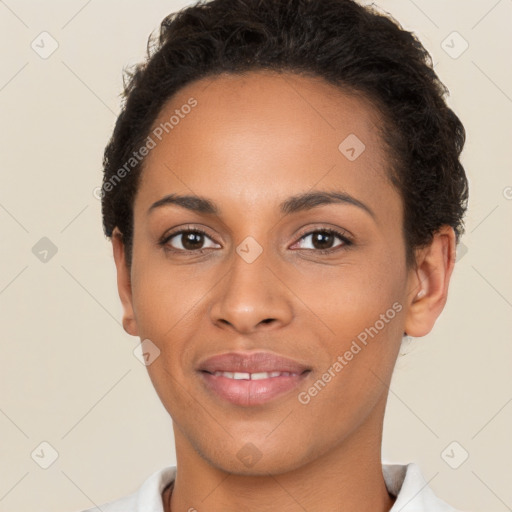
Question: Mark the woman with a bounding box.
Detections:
[86,0,468,510]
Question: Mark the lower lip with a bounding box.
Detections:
[199,371,309,406]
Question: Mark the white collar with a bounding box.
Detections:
[383,463,458,511]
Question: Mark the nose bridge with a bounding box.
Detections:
[209,238,292,332]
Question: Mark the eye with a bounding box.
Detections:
[159,227,220,253]
[159,226,353,255]
[292,228,352,254]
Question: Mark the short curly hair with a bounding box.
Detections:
[100,0,469,269]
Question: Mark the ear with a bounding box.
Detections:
[403,225,457,338]
[111,227,139,337]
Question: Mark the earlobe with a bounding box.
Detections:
[403,226,456,338]
[111,228,139,337]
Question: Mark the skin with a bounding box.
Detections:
[111,70,456,512]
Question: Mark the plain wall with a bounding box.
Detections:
[0,1,511,511]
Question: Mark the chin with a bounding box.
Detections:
[211,453,304,477]
[197,435,315,477]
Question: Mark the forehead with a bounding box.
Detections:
[135,70,399,223]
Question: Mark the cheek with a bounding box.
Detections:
[294,250,405,333]
[129,248,210,389]
[296,253,406,402]
[295,290,404,448]
[130,261,198,414]
[130,241,209,339]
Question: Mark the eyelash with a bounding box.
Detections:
[158,225,353,256]
[296,228,354,254]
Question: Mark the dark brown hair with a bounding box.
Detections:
[100,0,469,268]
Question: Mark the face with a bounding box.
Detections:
[112,70,451,475]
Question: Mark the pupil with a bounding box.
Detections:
[313,232,333,250]
[183,232,203,250]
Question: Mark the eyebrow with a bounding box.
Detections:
[148,190,376,220]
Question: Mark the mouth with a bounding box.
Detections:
[196,351,312,407]
[198,369,311,406]
[205,370,304,379]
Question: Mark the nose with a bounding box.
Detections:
[209,248,294,334]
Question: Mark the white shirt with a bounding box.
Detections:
[79,463,460,511]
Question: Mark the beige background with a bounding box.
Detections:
[0,0,511,511]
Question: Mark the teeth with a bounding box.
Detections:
[251,372,272,380]
[212,371,297,380]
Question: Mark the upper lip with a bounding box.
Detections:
[197,351,311,374]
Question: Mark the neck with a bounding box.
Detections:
[166,400,395,512]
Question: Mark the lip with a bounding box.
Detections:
[197,351,311,407]
[198,351,310,374]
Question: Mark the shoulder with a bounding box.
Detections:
[75,466,177,512]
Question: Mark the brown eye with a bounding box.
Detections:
[161,228,220,253]
[179,231,206,251]
[293,228,352,254]
[309,231,337,250]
